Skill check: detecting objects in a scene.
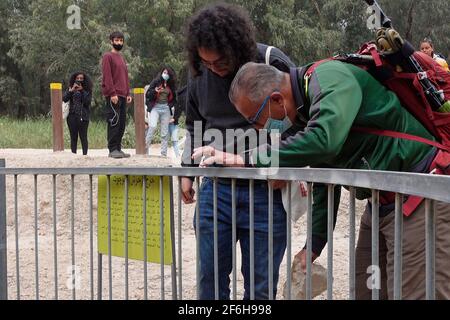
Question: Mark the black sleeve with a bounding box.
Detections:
[63,89,73,103]
[169,86,177,108]
[173,98,184,124]
[82,91,92,109]
[145,79,158,108]
[181,77,205,169]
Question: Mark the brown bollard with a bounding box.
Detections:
[50,83,64,152]
[134,88,146,155]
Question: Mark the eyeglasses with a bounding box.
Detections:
[247,90,279,125]
[200,56,230,69]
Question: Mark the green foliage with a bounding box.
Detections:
[1,0,449,120]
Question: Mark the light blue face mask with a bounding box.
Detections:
[248,92,293,134]
[162,72,170,81]
[263,112,293,134]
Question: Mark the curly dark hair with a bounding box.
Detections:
[185,3,257,77]
[68,71,93,92]
[152,66,177,92]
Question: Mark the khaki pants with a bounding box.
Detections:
[355,200,450,300]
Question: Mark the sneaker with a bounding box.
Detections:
[108,150,124,159]
[119,150,131,158]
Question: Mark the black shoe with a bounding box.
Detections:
[109,150,124,158]
[119,150,131,158]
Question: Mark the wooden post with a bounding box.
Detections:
[50,83,64,152]
[134,88,146,155]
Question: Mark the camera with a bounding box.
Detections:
[75,80,83,86]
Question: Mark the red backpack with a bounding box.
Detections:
[305,42,450,215]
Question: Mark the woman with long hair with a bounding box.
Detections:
[420,38,449,72]
[63,71,93,155]
[145,66,177,157]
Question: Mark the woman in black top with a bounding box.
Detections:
[63,72,92,155]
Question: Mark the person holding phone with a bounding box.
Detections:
[145,66,177,157]
[63,72,92,155]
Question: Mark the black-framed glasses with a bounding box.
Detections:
[200,56,229,69]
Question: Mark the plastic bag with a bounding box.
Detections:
[281,181,308,222]
[62,101,69,120]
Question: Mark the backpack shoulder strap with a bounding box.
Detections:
[265,46,274,65]
[352,127,450,152]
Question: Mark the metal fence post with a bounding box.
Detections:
[0,159,7,300]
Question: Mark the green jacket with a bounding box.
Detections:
[254,60,435,255]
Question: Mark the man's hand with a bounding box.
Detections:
[192,146,245,167]
[127,96,133,104]
[295,249,319,274]
[169,118,175,124]
[181,177,196,204]
[111,95,119,105]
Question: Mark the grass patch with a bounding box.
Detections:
[0,114,185,149]
[0,116,135,149]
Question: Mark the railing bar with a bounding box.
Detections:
[107,175,112,300]
[160,176,165,300]
[327,184,334,300]
[349,187,356,300]
[213,178,219,300]
[268,183,274,300]
[371,189,380,300]
[143,176,148,300]
[306,182,313,300]
[34,174,39,300]
[52,175,58,300]
[425,199,436,300]
[231,179,237,300]
[124,175,129,300]
[394,193,403,300]
[89,175,94,301]
[71,175,76,300]
[196,178,201,300]
[14,175,20,300]
[177,177,183,300]
[250,179,255,300]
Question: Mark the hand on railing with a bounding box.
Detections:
[192,146,245,167]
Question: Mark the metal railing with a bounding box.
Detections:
[1,161,450,300]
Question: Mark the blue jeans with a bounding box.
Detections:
[194,178,287,300]
[145,103,170,156]
[169,123,180,157]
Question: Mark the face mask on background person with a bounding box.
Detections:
[113,44,123,51]
[162,71,170,81]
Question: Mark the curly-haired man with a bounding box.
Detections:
[181,3,295,300]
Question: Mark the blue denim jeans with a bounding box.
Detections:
[169,123,180,157]
[145,103,170,156]
[194,178,287,300]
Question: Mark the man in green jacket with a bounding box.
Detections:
[192,61,450,299]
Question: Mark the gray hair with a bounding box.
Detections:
[229,62,286,104]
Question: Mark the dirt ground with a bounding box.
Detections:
[0,148,366,300]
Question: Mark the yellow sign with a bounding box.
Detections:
[97,175,173,264]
